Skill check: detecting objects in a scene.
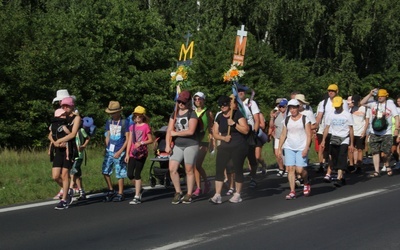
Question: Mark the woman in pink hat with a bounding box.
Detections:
[50,96,81,210]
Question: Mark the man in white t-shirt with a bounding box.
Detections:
[315,84,349,178]
[321,96,354,187]
[348,95,369,173]
[360,88,399,177]
[238,84,260,188]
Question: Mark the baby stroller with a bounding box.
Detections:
[149,126,185,188]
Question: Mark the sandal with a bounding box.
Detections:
[369,171,381,178]
[387,168,393,176]
[226,188,234,196]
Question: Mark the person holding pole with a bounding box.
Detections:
[209,95,249,204]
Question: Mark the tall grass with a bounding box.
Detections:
[0,143,318,207]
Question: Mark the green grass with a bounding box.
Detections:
[0,143,318,207]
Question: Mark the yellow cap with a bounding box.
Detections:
[133,105,146,115]
[332,96,343,108]
[327,84,338,92]
[378,89,388,97]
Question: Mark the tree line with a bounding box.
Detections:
[1,0,399,149]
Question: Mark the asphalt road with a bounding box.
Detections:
[1,162,400,250]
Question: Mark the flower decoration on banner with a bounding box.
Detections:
[223,64,245,83]
[170,65,192,90]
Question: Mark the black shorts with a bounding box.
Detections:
[354,136,366,150]
[52,148,72,169]
[393,136,399,146]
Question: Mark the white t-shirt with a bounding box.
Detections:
[283,114,310,151]
[351,106,368,136]
[300,109,316,125]
[317,98,349,134]
[366,100,398,135]
[325,109,354,145]
[243,98,260,129]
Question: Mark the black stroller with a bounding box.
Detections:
[149,126,185,187]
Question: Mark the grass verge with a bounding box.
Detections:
[0,143,318,207]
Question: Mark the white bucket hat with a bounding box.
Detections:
[52,89,76,104]
[295,94,309,105]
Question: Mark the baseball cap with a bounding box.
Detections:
[332,96,343,107]
[327,84,339,92]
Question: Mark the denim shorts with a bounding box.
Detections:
[283,148,308,167]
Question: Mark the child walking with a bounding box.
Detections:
[125,106,153,204]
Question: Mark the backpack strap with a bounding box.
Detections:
[285,114,306,129]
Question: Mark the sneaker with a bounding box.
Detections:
[303,184,311,196]
[104,190,116,202]
[73,188,80,196]
[54,200,68,210]
[182,194,192,204]
[203,180,211,194]
[347,165,355,173]
[77,190,86,201]
[171,193,182,204]
[283,172,288,177]
[333,178,346,188]
[66,188,74,205]
[229,193,242,203]
[277,170,284,177]
[129,195,142,205]
[53,189,63,200]
[192,188,201,197]
[285,192,296,200]
[381,166,387,172]
[112,193,125,202]
[209,194,222,204]
[323,174,331,183]
[249,179,257,189]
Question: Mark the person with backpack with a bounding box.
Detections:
[192,92,213,197]
[360,89,399,177]
[125,106,153,205]
[102,101,129,202]
[209,96,249,204]
[320,96,354,187]
[68,118,91,201]
[347,95,369,174]
[165,90,199,204]
[237,84,261,189]
[315,84,349,182]
[274,99,288,177]
[51,96,81,210]
[278,99,312,199]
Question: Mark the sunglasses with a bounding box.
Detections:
[219,103,229,108]
[278,105,286,108]
[177,100,187,105]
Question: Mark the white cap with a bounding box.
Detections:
[287,99,300,106]
[193,92,206,100]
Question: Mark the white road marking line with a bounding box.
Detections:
[150,189,387,250]
[269,189,386,220]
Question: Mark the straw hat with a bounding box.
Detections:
[105,101,123,113]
